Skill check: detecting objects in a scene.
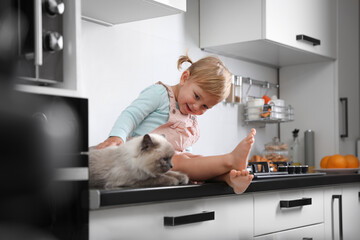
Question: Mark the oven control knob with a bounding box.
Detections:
[44,0,65,16]
[44,32,63,52]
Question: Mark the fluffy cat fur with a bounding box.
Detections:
[89,134,189,189]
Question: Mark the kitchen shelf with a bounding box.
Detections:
[244,104,294,124]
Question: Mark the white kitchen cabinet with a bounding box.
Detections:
[254,223,325,240]
[82,0,186,26]
[342,183,360,239]
[90,194,253,240]
[279,0,359,164]
[253,188,324,236]
[200,0,336,67]
[324,183,360,240]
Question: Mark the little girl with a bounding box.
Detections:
[96,53,256,194]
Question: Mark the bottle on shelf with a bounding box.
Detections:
[290,129,301,165]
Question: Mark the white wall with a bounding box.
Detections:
[81,0,278,156]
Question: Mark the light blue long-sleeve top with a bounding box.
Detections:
[109,84,170,142]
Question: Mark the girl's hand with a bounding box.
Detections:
[96,136,124,149]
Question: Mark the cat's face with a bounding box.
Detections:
[136,134,175,176]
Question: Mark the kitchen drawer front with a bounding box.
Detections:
[254,223,324,240]
[254,188,324,236]
[90,194,253,240]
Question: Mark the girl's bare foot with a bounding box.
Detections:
[230,128,256,170]
[228,169,253,194]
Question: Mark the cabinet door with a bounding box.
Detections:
[254,223,324,240]
[324,186,343,240]
[342,183,360,240]
[82,0,186,26]
[254,188,324,236]
[324,184,360,240]
[90,195,253,240]
[254,224,325,240]
[265,0,336,58]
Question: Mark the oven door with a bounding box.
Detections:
[0,91,89,240]
[16,0,65,84]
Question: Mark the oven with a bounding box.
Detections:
[14,0,65,85]
[0,91,89,240]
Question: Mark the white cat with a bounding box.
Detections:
[89,134,189,189]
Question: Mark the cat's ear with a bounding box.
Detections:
[141,134,155,151]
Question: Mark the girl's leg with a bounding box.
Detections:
[171,128,256,181]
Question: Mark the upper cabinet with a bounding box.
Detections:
[200,0,337,67]
[82,0,186,26]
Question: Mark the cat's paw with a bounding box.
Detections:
[176,172,189,185]
[166,171,189,185]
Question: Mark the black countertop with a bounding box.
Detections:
[89,173,360,209]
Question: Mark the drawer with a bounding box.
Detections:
[90,194,253,240]
[254,188,324,236]
[254,223,325,240]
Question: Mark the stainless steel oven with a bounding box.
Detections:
[15,0,65,85]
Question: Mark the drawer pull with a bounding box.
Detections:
[296,34,321,46]
[280,198,312,208]
[302,238,313,240]
[164,211,215,226]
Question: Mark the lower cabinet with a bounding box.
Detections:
[253,188,324,236]
[342,183,360,239]
[254,223,324,240]
[90,194,253,240]
[90,183,360,239]
[324,183,360,240]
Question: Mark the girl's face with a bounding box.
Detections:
[177,71,219,115]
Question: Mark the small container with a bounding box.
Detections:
[234,76,243,103]
[304,130,315,173]
[294,166,301,174]
[225,75,235,103]
[287,166,295,174]
[262,137,289,162]
[278,166,288,172]
[301,165,309,174]
[247,98,264,120]
[268,99,286,119]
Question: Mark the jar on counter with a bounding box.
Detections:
[262,137,289,162]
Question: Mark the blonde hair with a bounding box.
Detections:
[177,53,232,102]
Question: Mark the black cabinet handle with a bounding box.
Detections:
[340,98,348,138]
[302,238,313,240]
[280,198,312,208]
[296,34,321,46]
[164,211,215,226]
[332,195,343,240]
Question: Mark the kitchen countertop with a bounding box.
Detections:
[89,173,360,209]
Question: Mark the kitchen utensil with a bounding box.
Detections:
[304,130,315,173]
